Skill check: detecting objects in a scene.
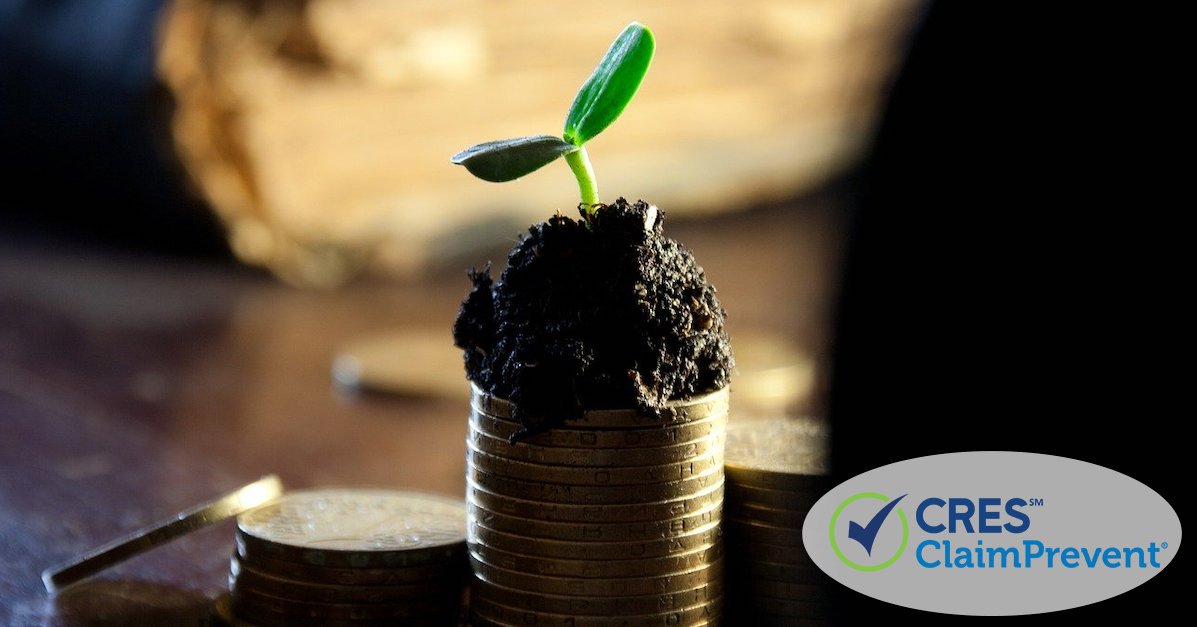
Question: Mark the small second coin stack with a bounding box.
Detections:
[723,418,832,625]
[466,386,729,626]
[224,489,468,627]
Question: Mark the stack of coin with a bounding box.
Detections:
[219,489,468,627]
[466,386,728,626]
[723,418,832,625]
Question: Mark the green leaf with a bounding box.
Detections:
[451,135,578,182]
[563,22,655,146]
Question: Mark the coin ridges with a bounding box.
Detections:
[467,501,721,542]
[467,478,724,523]
[467,442,724,485]
[468,539,724,579]
[470,594,723,627]
[469,518,722,561]
[467,387,728,625]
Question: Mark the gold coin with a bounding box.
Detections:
[224,596,450,627]
[724,518,803,547]
[468,501,720,543]
[468,466,723,505]
[470,411,727,449]
[470,594,722,627]
[230,586,454,621]
[725,482,823,512]
[469,555,721,597]
[469,427,725,467]
[471,576,723,616]
[473,386,729,429]
[725,498,813,527]
[468,444,724,486]
[724,539,814,565]
[467,478,724,523]
[332,329,464,398]
[471,616,716,627]
[726,558,829,585]
[469,540,724,579]
[724,468,830,495]
[228,556,462,605]
[42,475,284,593]
[231,551,466,586]
[468,519,722,560]
[724,418,829,491]
[236,489,466,569]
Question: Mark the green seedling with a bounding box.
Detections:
[450,22,655,216]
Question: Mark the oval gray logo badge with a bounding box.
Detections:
[801,452,1181,615]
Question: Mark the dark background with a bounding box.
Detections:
[830,2,1186,623]
[0,0,228,255]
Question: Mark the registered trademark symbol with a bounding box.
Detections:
[1162,542,1169,549]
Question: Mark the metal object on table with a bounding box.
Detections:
[466,387,728,626]
[332,329,464,398]
[722,418,833,624]
[225,489,468,627]
[40,475,284,594]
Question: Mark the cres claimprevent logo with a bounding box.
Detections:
[802,453,1182,615]
[830,493,908,571]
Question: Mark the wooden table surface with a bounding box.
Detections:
[0,197,843,626]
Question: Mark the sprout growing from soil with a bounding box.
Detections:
[450,22,655,215]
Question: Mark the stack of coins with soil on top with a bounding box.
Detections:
[723,419,832,625]
[218,489,469,627]
[466,387,729,626]
[448,24,735,623]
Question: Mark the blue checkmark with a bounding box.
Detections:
[847,494,907,556]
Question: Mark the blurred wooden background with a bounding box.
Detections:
[158,0,920,285]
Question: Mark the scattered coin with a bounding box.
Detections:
[228,558,454,605]
[41,475,284,594]
[233,551,464,587]
[236,489,467,569]
[231,585,452,619]
[332,328,463,398]
[225,488,468,627]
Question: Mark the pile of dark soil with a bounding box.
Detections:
[453,198,733,438]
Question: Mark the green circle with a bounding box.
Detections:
[828,492,908,572]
